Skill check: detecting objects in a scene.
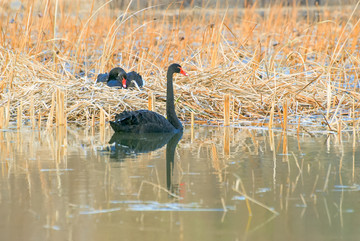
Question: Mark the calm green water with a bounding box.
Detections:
[0,126,359,241]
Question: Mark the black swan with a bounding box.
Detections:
[109,63,187,133]
[96,67,144,89]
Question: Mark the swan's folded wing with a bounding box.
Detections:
[127,71,144,87]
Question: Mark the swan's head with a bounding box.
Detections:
[109,67,128,88]
[169,63,188,76]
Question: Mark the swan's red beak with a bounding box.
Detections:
[122,78,127,88]
[180,68,188,76]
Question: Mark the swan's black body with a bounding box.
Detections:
[110,63,187,133]
[96,73,109,83]
[96,67,144,88]
[110,110,179,133]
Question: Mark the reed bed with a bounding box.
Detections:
[0,1,360,131]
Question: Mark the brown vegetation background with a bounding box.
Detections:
[0,0,359,132]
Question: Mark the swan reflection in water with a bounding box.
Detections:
[107,132,183,193]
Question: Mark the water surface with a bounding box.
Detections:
[0,126,359,241]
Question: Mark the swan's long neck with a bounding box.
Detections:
[166,70,183,130]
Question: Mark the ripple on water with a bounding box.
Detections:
[78,201,235,214]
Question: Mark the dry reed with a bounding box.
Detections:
[148,92,155,111]
[0,107,4,129]
[224,94,230,126]
[0,2,359,131]
[16,104,21,129]
[191,111,194,142]
[100,108,105,126]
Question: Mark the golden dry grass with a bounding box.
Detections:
[0,1,360,132]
